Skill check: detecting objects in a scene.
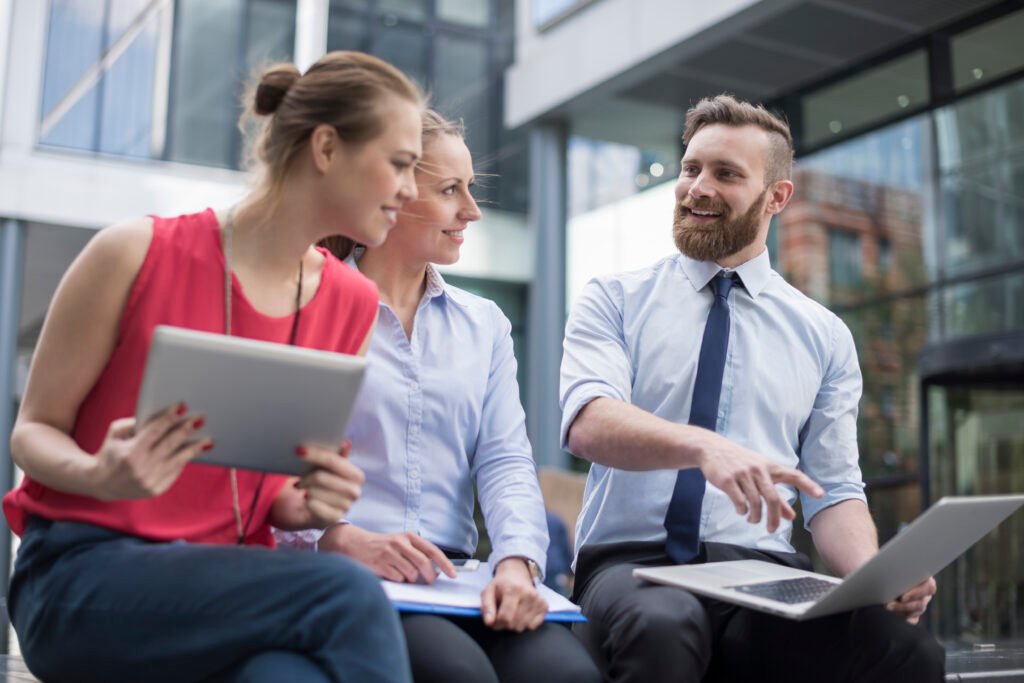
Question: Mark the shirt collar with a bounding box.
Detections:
[677,247,772,300]
[345,248,466,307]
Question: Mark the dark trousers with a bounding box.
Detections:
[572,541,946,683]
[400,613,601,683]
[9,517,413,683]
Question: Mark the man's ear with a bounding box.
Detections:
[766,179,794,215]
[310,124,341,174]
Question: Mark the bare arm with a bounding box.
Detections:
[569,397,823,531]
[11,218,210,499]
[808,499,878,576]
[810,499,935,623]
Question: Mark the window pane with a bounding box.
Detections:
[167,0,295,168]
[936,80,1024,275]
[952,8,1024,92]
[39,0,105,150]
[378,0,427,21]
[802,50,929,148]
[784,115,933,305]
[371,23,428,89]
[438,0,491,27]
[842,298,928,480]
[166,0,244,167]
[327,7,369,51]
[928,385,1024,640]
[827,230,862,293]
[944,272,1024,339]
[98,0,159,157]
[434,34,490,168]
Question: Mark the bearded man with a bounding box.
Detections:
[560,94,945,682]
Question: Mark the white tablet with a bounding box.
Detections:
[135,325,367,476]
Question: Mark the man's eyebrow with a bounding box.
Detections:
[682,157,748,171]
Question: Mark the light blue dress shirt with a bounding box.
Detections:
[339,258,548,573]
[560,250,866,561]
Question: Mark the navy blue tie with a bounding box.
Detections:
[664,271,740,564]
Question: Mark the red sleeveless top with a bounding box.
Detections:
[3,209,378,546]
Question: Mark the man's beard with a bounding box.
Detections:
[672,189,768,262]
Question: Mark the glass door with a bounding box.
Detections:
[927,384,1024,641]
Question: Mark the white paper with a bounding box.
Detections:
[381,562,582,614]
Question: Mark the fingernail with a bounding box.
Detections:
[202,441,214,452]
[192,416,205,430]
[293,480,302,489]
[295,446,307,457]
[303,491,310,500]
[176,403,188,416]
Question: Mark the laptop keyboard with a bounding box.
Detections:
[726,576,837,604]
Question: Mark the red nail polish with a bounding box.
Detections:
[192,417,205,430]
[295,446,307,457]
[303,491,309,500]
[176,403,188,416]
[202,441,214,452]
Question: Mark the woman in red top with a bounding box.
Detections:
[4,52,421,683]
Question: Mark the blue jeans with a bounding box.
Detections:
[9,517,412,683]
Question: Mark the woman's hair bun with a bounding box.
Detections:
[254,63,301,115]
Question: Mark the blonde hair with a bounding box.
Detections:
[240,51,423,195]
[320,108,464,261]
[683,94,793,184]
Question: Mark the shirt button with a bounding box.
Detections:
[410,425,419,435]
[411,382,419,392]
[410,510,419,518]
[410,469,419,479]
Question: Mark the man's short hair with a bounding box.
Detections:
[682,94,794,185]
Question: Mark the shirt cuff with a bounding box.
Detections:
[801,485,867,529]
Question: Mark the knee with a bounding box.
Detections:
[305,554,397,623]
[894,625,946,681]
[615,590,711,653]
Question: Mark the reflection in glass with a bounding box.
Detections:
[952,8,1024,92]
[327,8,368,51]
[378,0,427,21]
[434,35,490,164]
[40,0,162,156]
[371,23,428,90]
[936,80,1024,276]
[802,50,929,148]
[167,0,295,168]
[929,385,1024,639]
[944,273,1024,339]
[437,0,490,27]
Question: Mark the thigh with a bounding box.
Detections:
[575,563,713,683]
[13,522,398,683]
[401,614,498,683]
[207,650,331,683]
[710,605,945,683]
[472,621,601,683]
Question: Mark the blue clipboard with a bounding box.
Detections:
[392,601,587,623]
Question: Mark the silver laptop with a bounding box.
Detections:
[136,325,367,476]
[634,495,1024,620]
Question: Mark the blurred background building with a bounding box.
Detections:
[1,0,1022,649]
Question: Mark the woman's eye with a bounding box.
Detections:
[442,186,457,196]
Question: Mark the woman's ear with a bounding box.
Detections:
[309,124,341,174]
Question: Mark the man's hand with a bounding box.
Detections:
[318,524,457,584]
[697,430,823,532]
[480,558,547,632]
[886,576,936,624]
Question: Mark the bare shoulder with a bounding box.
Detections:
[82,216,154,273]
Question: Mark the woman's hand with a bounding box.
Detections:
[480,558,547,632]
[292,441,366,527]
[318,524,457,584]
[91,403,211,500]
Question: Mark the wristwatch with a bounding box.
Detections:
[524,558,542,586]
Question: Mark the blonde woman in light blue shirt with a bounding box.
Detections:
[316,110,600,683]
